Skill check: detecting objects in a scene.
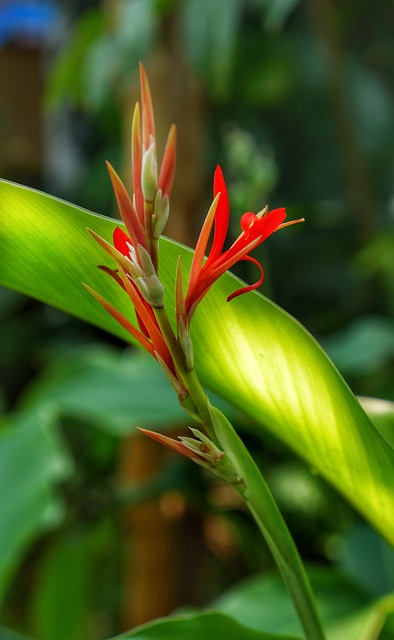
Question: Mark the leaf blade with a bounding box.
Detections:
[1,180,393,545]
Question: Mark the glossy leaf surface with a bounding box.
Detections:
[0,180,393,544]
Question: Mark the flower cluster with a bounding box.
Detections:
[86,64,302,419]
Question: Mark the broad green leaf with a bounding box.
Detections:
[0,628,36,640]
[358,397,394,450]
[0,407,71,601]
[182,0,242,98]
[18,346,187,436]
[111,611,301,640]
[0,180,393,545]
[338,523,394,597]
[321,316,394,376]
[211,566,394,640]
[17,346,231,436]
[30,534,92,640]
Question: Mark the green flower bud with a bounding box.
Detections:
[142,138,158,202]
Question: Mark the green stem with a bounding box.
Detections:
[153,306,214,431]
[154,307,326,639]
[209,404,326,640]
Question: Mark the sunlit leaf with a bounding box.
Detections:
[211,566,394,640]
[358,397,394,450]
[0,180,393,546]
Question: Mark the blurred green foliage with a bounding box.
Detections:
[1,0,393,637]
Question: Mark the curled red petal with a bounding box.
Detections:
[98,265,125,290]
[226,255,265,302]
[240,211,257,234]
[230,208,286,257]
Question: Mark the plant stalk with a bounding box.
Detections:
[154,305,326,639]
[209,404,327,640]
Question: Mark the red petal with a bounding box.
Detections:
[83,284,155,355]
[210,165,230,259]
[251,207,287,241]
[240,211,257,234]
[230,208,286,256]
[158,125,176,196]
[226,256,265,302]
[113,227,131,257]
[187,193,220,298]
[139,62,155,150]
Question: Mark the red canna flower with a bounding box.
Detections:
[184,165,302,320]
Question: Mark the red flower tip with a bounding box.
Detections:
[139,62,155,150]
[185,169,300,320]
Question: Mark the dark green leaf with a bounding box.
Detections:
[0,408,71,601]
[111,611,301,640]
[211,566,394,640]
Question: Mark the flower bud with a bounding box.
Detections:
[152,190,170,239]
[136,275,164,308]
[137,244,156,277]
[141,137,157,202]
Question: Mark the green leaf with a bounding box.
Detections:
[0,628,36,640]
[0,180,393,545]
[30,534,92,640]
[358,397,394,454]
[322,316,394,376]
[18,346,187,436]
[210,566,394,640]
[182,0,242,98]
[111,611,301,640]
[0,407,71,602]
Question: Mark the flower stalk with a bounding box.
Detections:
[85,63,326,640]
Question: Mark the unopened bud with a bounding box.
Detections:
[142,137,157,202]
[180,428,224,465]
[132,244,164,307]
[152,190,170,239]
[137,244,156,276]
[136,275,164,308]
